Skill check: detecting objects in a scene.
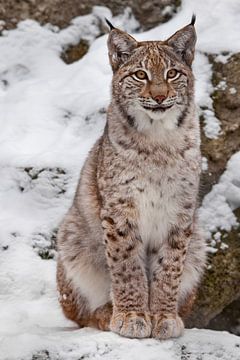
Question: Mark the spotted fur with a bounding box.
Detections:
[57,19,206,340]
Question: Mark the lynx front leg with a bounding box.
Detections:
[101,210,151,338]
[150,227,191,340]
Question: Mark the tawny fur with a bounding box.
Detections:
[57,19,206,340]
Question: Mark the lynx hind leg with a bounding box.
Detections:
[178,288,197,320]
[57,260,112,331]
[178,229,207,319]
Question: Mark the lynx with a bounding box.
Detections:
[57,16,206,340]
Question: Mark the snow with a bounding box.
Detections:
[199,151,240,239]
[201,157,208,172]
[0,1,240,359]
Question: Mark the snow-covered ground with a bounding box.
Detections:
[0,0,240,359]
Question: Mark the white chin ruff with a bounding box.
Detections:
[130,104,181,131]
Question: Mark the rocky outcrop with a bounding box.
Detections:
[200,53,240,198]
[188,54,240,332]
[0,0,180,31]
[186,219,240,330]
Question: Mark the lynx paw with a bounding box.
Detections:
[152,314,184,340]
[110,311,152,338]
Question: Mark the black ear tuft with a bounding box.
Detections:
[191,14,196,26]
[105,18,115,31]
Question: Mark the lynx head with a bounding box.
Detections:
[107,17,196,127]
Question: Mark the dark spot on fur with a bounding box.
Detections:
[103,217,114,225]
[138,148,150,156]
[117,229,126,237]
[163,264,170,271]
[126,219,134,229]
[117,140,129,149]
[158,257,163,264]
[137,187,144,192]
[151,247,158,255]
[127,115,135,127]
[122,264,126,272]
[184,203,192,209]
[173,273,181,280]
[176,266,182,273]
[170,240,185,250]
[118,198,125,204]
[177,105,188,127]
[123,253,129,260]
[126,244,134,251]
[107,233,117,242]
[151,201,155,207]
[112,256,118,262]
[122,276,127,284]
[184,226,192,237]
[69,254,78,262]
[124,176,135,185]
[136,312,145,317]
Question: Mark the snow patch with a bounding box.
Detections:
[199,152,240,239]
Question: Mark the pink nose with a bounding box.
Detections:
[154,95,166,104]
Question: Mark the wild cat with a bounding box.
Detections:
[57,16,206,340]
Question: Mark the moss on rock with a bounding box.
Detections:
[186,221,240,328]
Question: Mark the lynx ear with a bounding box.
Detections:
[166,15,197,67]
[106,21,138,72]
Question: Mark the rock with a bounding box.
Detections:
[188,54,240,330]
[61,40,89,64]
[186,217,240,329]
[0,0,180,31]
[200,53,240,198]
[207,298,240,335]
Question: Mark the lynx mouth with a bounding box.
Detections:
[142,104,174,112]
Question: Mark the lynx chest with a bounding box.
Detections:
[134,167,183,250]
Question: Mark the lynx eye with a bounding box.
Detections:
[167,69,178,79]
[135,70,148,80]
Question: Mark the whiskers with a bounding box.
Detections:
[138,96,178,109]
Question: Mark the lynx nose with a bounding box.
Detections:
[154,94,166,104]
